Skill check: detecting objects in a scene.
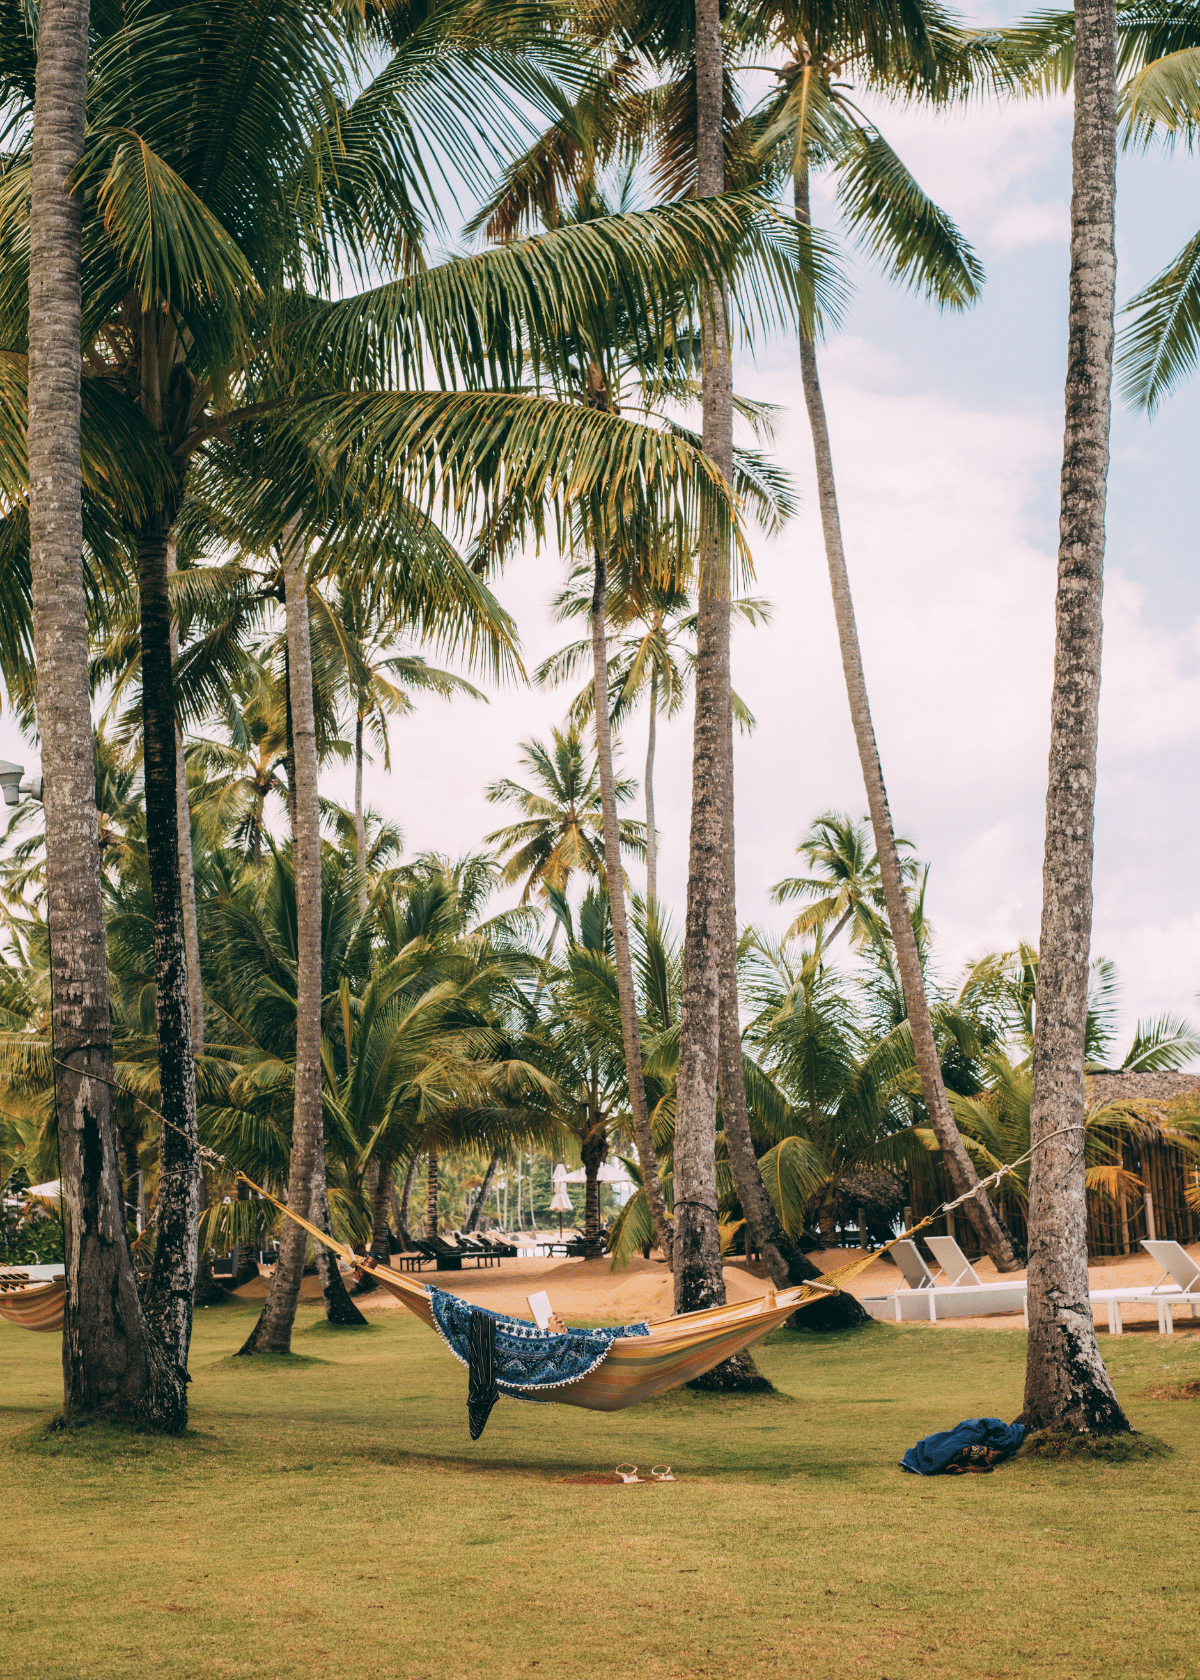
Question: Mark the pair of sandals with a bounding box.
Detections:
[615,1463,675,1483]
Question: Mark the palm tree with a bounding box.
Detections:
[0,0,770,1378]
[1017,0,1129,1435]
[486,723,644,910]
[24,0,179,1423]
[752,2,1021,1273]
[310,584,492,911]
[536,568,771,903]
[772,812,915,949]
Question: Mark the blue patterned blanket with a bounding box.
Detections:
[428,1287,649,1395]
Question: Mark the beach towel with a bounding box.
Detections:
[901,1417,1026,1475]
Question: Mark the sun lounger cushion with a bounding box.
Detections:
[901,1417,1026,1476]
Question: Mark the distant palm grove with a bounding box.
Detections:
[3,0,1198,1433]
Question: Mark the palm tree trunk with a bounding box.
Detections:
[26,0,181,1426]
[673,0,732,1316]
[354,712,369,913]
[1021,0,1128,1435]
[167,545,222,1308]
[398,1153,417,1242]
[582,1133,604,1258]
[425,1149,439,1239]
[644,669,658,904]
[136,512,200,1373]
[591,548,673,1263]
[239,527,323,1353]
[370,1156,394,1261]
[466,1150,502,1232]
[792,164,1020,1274]
[311,1144,367,1324]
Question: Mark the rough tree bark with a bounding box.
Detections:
[136,513,200,1373]
[673,0,734,1317]
[644,668,658,904]
[28,0,182,1426]
[466,1149,502,1232]
[425,1149,439,1238]
[793,164,1020,1273]
[1021,0,1129,1435]
[354,712,369,913]
[369,1156,394,1261]
[591,547,673,1263]
[275,565,363,1326]
[582,1130,605,1255]
[239,532,326,1353]
[167,546,223,1308]
[398,1153,417,1242]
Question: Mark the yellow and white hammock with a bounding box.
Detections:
[271,1197,881,1412]
[0,1190,885,1412]
[0,1273,66,1334]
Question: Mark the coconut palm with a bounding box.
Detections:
[1012,0,1129,1433]
[309,583,493,910]
[536,567,772,902]
[0,0,786,1374]
[747,0,1024,1274]
[771,811,918,950]
[486,723,645,910]
[20,0,178,1421]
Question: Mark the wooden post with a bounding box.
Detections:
[1144,1189,1156,1243]
[858,1204,868,1252]
[903,1205,913,1234]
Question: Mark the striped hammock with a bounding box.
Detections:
[361,1256,835,1410]
[0,1275,65,1334]
[0,1181,876,1416]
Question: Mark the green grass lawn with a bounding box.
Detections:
[2,1300,1197,1680]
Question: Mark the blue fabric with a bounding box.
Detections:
[428,1287,649,1393]
[901,1417,1026,1475]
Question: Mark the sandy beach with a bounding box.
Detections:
[237,1239,1200,1335]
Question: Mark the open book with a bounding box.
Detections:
[526,1290,553,1330]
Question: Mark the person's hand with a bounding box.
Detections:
[547,1312,567,1333]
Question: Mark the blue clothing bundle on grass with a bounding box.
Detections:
[901,1417,1026,1475]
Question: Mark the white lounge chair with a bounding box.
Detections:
[864,1237,1028,1324]
[925,1236,984,1287]
[1089,1241,1200,1334]
[1142,1240,1200,1299]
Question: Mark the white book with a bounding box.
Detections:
[526,1290,553,1330]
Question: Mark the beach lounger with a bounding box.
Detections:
[925,1236,984,1288]
[1142,1240,1200,1298]
[1088,1240,1200,1334]
[863,1237,1028,1324]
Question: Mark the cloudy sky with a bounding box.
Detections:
[3,14,1196,1056]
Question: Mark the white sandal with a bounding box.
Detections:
[651,1465,676,1482]
[614,1463,644,1483]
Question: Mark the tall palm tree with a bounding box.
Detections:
[24,0,178,1423]
[668,0,744,1320]
[310,584,492,911]
[772,811,915,949]
[0,0,770,1377]
[754,2,1021,1272]
[486,723,645,908]
[1020,0,1129,1434]
[537,568,770,903]
[239,524,336,1353]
